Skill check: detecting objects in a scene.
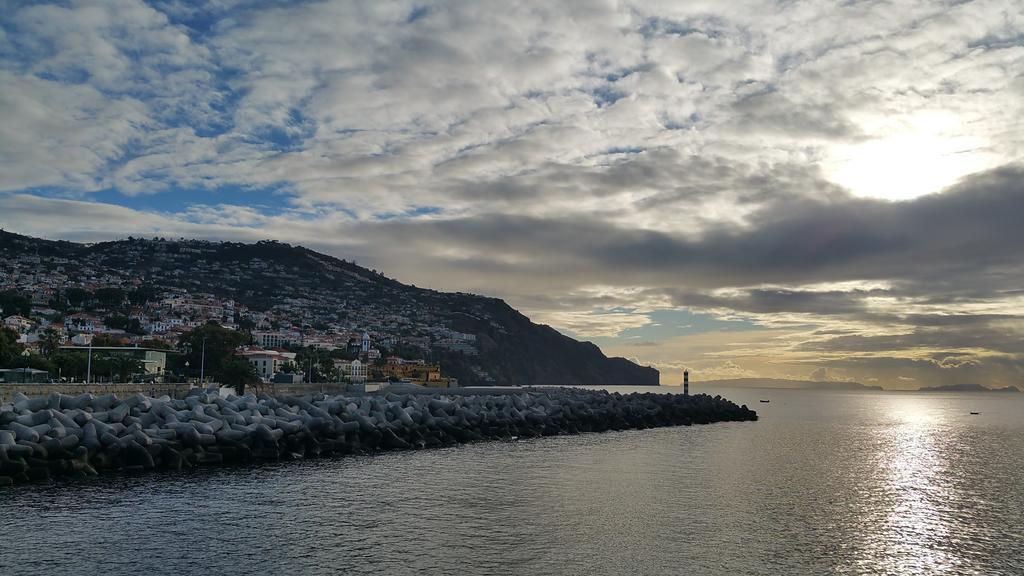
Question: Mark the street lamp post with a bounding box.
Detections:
[200,336,207,385]
[86,340,92,384]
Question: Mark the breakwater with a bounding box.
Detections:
[0,382,365,403]
[0,388,756,486]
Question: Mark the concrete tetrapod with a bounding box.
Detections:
[0,387,756,486]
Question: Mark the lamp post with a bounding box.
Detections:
[86,339,92,384]
[200,336,207,385]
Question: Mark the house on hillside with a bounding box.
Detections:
[237,348,297,380]
[3,315,33,333]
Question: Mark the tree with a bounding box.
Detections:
[91,333,124,347]
[177,324,248,382]
[128,285,160,306]
[9,353,55,374]
[49,290,67,313]
[295,347,333,382]
[319,357,337,381]
[52,351,88,381]
[220,358,259,395]
[93,287,126,311]
[104,315,130,330]
[65,288,91,309]
[0,290,31,317]
[39,327,62,358]
[104,354,143,382]
[0,326,24,366]
[141,339,174,350]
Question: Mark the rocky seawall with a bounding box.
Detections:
[0,388,757,486]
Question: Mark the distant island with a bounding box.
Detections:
[695,378,883,391]
[914,383,1021,393]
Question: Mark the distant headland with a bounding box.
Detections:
[695,378,883,391]
[689,378,1021,393]
[913,383,1021,393]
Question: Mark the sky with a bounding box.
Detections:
[1,0,1022,388]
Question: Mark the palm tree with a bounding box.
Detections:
[39,327,62,358]
[107,354,143,382]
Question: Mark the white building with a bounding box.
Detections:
[335,359,367,382]
[253,330,295,349]
[349,359,366,382]
[238,349,298,379]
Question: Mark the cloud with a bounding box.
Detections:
[3,0,1020,209]
[1,0,1023,387]
[0,71,150,192]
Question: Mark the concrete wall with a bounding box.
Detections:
[0,381,452,402]
[0,383,194,403]
[259,382,363,397]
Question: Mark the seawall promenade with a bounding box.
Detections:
[0,387,757,486]
[0,382,364,403]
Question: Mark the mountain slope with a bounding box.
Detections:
[0,230,658,385]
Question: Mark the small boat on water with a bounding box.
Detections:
[970,411,980,415]
[759,399,770,403]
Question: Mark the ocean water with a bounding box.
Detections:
[1,386,1022,576]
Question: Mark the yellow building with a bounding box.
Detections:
[378,362,453,387]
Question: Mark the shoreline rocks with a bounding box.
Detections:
[0,387,757,486]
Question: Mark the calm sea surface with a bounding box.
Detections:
[1,386,1022,575]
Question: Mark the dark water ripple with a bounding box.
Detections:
[1,387,1022,575]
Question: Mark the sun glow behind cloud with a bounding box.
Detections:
[825,112,996,201]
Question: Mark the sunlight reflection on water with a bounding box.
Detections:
[880,400,957,574]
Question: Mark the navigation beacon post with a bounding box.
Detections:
[683,369,689,396]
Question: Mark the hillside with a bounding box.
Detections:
[0,230,658,386]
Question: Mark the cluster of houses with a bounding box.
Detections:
[3,293,478,361]
[1,236,483,386]
[4,305,459,387]
[236,331,453,388]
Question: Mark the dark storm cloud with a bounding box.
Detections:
[665,289,877,316]
[449,150,849,215]
[356,163,1024,295]
[798,325,1023,356]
